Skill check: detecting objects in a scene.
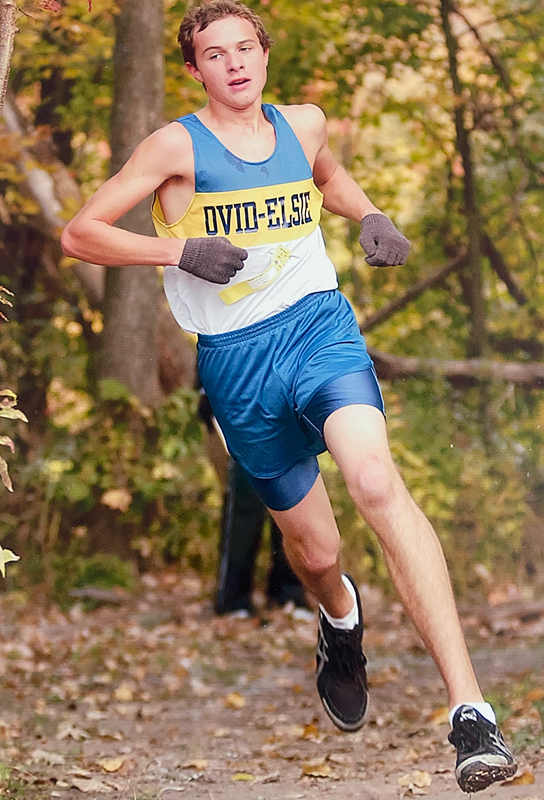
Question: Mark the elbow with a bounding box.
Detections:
[60,224,84,260]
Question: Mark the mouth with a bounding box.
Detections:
[228,77,250,88]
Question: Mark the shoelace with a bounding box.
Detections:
[328,629,366,676]
[450,717,492,751]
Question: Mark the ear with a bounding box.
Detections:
[263,49,269,67]
[186,62,204,84]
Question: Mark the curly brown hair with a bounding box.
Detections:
[178,0,274,67]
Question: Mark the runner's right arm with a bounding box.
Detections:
[61,123,191,268]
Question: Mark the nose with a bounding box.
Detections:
[226,52,244,72]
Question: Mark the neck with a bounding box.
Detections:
[199,96,266,133]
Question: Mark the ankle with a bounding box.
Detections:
[320,575,359,630]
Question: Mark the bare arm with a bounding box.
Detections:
[317,160,383,222]
[312,116,384,221]
[285,104,409,266]
[285,104,384,222]
[61,123,191,267]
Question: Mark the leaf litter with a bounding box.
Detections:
[0,572,543,798]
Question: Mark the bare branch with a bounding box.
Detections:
[0,0,17,115]
[2,93,66,236]
[481,235,527,306]
[360,250,469,333]
[453,1,544,188]
[369,347,544,389]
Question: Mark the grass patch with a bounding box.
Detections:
[0,766,37,800]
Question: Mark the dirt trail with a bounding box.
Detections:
[1,574,543,800]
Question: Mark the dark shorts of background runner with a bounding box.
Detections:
[197,290,385,511]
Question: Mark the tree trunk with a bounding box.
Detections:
[0,0,17,116]
[440,0,494,448]
[99,0,164,407]
[440,0,488,358]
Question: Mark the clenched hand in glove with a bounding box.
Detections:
[359,214,410,267]
[179,237,248,284]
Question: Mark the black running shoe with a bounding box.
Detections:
[448,705,517,793]
[316,574,368,731]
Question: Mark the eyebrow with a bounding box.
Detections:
[202,38,256,55]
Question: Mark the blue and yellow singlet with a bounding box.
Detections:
[151,104,338,335]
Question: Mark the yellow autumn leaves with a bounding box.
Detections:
[0,386,26,577]
[0,543,19,578]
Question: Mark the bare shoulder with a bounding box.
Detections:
[275,103,327,138]
[274,104,327,168]
[147,120,193,149]
[130,121,193,179]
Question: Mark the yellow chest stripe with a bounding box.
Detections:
[152,178,323,247]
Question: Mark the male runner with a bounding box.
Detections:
[61,1,516,791]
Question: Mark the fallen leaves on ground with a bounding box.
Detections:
[399,769,433,795]
[302,757,332,777]
[98,756,129,773]
[502,769,536,786]
[428,706,450,726]
[232,771,254,781]
[224,691,246,709]
[0,572,543,799]
[70,777,116,793]
[182,759,208,771]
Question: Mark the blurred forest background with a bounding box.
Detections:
[0,0,543,605]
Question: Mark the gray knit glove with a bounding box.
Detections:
[359,214,410,267]
[178,237,248,284]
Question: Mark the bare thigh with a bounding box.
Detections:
[321,404,416,531]
[324,404,397,481]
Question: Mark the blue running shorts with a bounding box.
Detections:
[197,290,385,511]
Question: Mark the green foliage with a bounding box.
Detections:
[0,286,13,323]
[0,545,20,579]
[0,762,32,800]
[320,374,543,596]
[14,1,115,136]
[0,293,220,591]
[0,290,26,576]
[487,677,544,754]
[384,378,541,595]
[0,389,28,493]
[19,382,218,567]
[52,552,136,607]
[3,385,221,593]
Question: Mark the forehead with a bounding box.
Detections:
[193,15,261,54]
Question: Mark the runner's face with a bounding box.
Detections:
[188,16,269,108]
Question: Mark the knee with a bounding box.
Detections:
[288,531,340,578]
[300,549,338,578]
[346,455,398,511]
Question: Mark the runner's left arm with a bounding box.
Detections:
[310,108,410,266]
[309,107,380,222]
